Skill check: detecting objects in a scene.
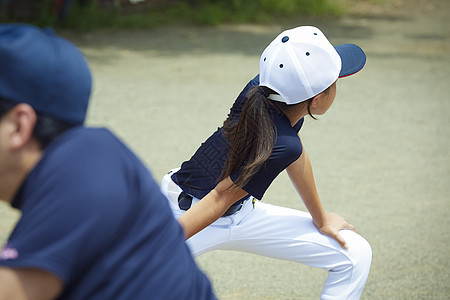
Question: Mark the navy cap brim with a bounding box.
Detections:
[335,44,366,78]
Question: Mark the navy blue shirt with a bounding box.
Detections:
[0,127,215,300]
[172,75,303,200]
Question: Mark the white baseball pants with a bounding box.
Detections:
[161,171,372,300]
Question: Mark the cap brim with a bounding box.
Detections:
[335,44,366,78]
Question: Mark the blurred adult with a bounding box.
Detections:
[0,24,216,300]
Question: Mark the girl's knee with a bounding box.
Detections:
[341,230,372,272]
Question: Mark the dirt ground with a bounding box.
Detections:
[0,0,449,299]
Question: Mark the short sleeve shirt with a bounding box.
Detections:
[0,127,215,300]
[172,75,303,200]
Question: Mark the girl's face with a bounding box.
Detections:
[311,81,337,115]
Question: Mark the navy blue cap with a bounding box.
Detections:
[335,43,366,78]
[0,24,92,125]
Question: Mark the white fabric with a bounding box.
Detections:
[161,171,372,299]
[259,26,341,104]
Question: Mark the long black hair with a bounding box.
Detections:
[220,86,276,188]
[219,85,323,189]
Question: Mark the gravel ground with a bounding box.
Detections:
[1,0,449,298]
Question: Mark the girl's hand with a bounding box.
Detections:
[313,212,356,250]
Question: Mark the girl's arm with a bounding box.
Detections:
[177,176,248,240]
[286,147,356,249]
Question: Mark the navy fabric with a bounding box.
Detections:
[172,75,303,200]
[335,44,366,78]
[0,127,215,300]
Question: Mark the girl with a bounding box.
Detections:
[161,26,372,299]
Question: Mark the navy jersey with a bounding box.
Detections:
[172,75,304,200]
[0,127,215,300]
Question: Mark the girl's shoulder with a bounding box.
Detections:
[274,132,303,160]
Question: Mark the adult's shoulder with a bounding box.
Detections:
[16,125,151,246]
[28,126,143,205]
[50,127,119,150]
[43,127,132,167]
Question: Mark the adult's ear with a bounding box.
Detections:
[5,103,37,151]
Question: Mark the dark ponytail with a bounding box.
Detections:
[220,86,276,188]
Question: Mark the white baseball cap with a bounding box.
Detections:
[259,26,366,104]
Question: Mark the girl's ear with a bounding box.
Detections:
[6,104,37,151]
[310,93,323,109]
